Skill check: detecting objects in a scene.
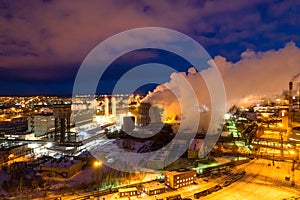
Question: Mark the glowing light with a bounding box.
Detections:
[94,160,102,167]
[224,113,231,120]
[28,143,39,148]
[289,150,295,155]
[45,142,52,148]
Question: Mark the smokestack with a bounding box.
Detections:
[111,96,116,117]
[104,95,109,117]
[289,82,293,127]
[298,82,300,108]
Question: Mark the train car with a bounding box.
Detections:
[166,194,182,200]
[194,190,210,199]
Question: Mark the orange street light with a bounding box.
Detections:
[94,160,102,191]
[8,154,14,159]
[94,161,102,168]
[289,148,299,187]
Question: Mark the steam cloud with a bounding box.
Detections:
[144,42,300,125]
[143,67,211,132]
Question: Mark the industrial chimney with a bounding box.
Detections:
[111,96,116,117]
[289,82,293,127]
[298,82,300,108]
[104,95,109,117]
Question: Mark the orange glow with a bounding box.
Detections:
[289,150,295,155]
[94,161,102,167]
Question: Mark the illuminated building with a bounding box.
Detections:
[0,144,32,164]
[37,158,83,178]
[118,187,138,198]
[3,131,35,140]
[165,169,196,189]
[53,104,72,142]
[27,113,54,137]
[142,182,165,195]
[0,118,28,135]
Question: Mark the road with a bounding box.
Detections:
[199,159,299,200]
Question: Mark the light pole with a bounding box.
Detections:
[278,123,284,157]
[289,149,299,187]
[94,160,102,190]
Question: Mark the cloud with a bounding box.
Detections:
[1,0,299,69]
[0,0,299,95]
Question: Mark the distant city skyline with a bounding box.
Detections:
[0,1,300,96]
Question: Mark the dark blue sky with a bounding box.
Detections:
[0,0,299,95]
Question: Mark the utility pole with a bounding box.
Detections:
[291,159,295,187]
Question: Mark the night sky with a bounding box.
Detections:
[0,0,300,96]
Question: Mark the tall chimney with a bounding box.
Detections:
[111,96,116,117]
[298,82,300,108]
[104,95,109,117]
[289,82,293,127]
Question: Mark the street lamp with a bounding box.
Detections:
[94,161,102,190]
[278,123,284,157]
[289,149,299,187]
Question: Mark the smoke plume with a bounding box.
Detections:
[144,42,300,125]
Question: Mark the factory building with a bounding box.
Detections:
[165,169,196,189]
[118,187,138,198]
[37,158,83,178]
[0,144,33,165]
[98,95,117,118]
[287,81,300,142]
[0,118,28,136]
[53,104,72,142]
[137,103,163,126]
[27,113,55,137]
[142,182,165,195]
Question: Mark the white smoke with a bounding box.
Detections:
[143,67,211,131]
[144,41,300,122]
